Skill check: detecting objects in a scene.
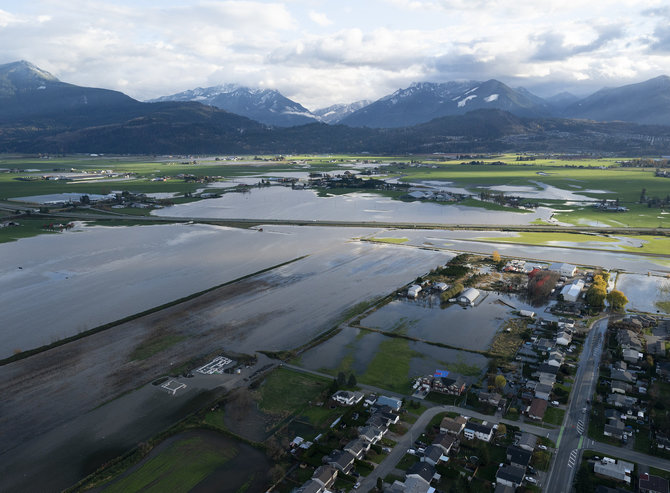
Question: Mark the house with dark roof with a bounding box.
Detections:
[534,382,553,400]
[463,422,493,442]
[506,445,532,470]
[343,438,370,460]
[604,418,625,440]
[332,390,364,406]
[657,361,670,380]
[517,432,537,452]
[432,433,458,455]
[421,445,447,467]
[528,398,548,420]
[296,479,326,493]
[639,473,669,493]
[610,370,635,384]
[312,465,338,490]
[495,465,526,488]
[323,449,355,474]
[358,425,385,444]
[440,416,466,435]
[406,461,435,484]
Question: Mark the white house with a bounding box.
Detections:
[434,282,448,292]
[594,458,634,484]
[561,279,585,302]
[458,287,480,305]
[463,422,493,442]
[408,285,422,298]
[332,390,364,406]
[519,310,536,318]
[549,263,577,277]
[556,331,572,346]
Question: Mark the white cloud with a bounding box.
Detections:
[308,10,332,27]
[0,0,669,108]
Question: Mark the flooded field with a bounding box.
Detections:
[360,293,545,352]
[616,273,670,313]
[152,186,554,224]
[297,325,488,387]
[100,429,270,493]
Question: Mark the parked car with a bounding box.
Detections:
[538,444,548,450]
[525,476,537,484]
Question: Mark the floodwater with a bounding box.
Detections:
[0,223,444,357]
[383,229,670,274]
[360,292,545,352]
[616,273,670,313]
[152,186,554,224]
[297,325,488,383]
[11,192,117,203]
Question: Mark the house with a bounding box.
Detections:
[359,425,385,444]
[603,418,625,440]
[610,370,635,384]
[593,457,634,484]
[364,394,377,407]
[458,287,480,305]
[506,445,532,469]
[332,390,364,406]
[560,279,584,302]
[421,445,447,466]
[520,310,536,318]
[622,348,642,363]
[432,433,458,455]
[537,364,559,382]
[386,476,434,493]
[612,360,628,372]
[408,285,422,298]
[406,461,436,484]
[296,479,326,493]
[549,262,577,277]
[434,282,449,292]
[495,465,526,488]
[463,422,493,442]
[611,381,632,395]
[478,391,503,408]
[344,438,370,459]
[323,450,355,474]
[535,338,554,352]
[617,329,644,352]
[312,465,338,490]
[517,432,537,452]
[431,375,467,395]
[440,416,467,435]
[528,398,548,420]
[658,433,670,450]
[639,473,669,493]
[607,394,637,409]
[376,395,402,411]
[534,383,553,400]
[556,330,573,346]
[547,350,564,367]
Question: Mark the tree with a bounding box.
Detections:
[347,373,357,387]
[607,289,629,312]
[494,374,507,390]
[492,250,501,262]
[337,372,346,386]
[377,477,383,491]
[496,423,507,437]
[585,274,608,310]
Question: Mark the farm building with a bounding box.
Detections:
[560,280,585,302]
[458,287,480,305]
[549,263,577,277]
[407,284,422,298]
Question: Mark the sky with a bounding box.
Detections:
[1,0,670,110]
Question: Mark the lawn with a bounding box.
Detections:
[258,368,331,417]
[543,407,565,426]
[368,236,410,244]
[0,218,61,243]
[359,336,419,394]
[102,435,237,493]
[129,333,186,362]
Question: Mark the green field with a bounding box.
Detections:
[258,368,331,417]
[2,154,670,229]
[102,435,237,493]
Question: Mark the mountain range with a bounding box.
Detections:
[3,60,670,154]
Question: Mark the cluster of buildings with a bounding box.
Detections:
[412,371,467,399]
[295,393,402,493]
